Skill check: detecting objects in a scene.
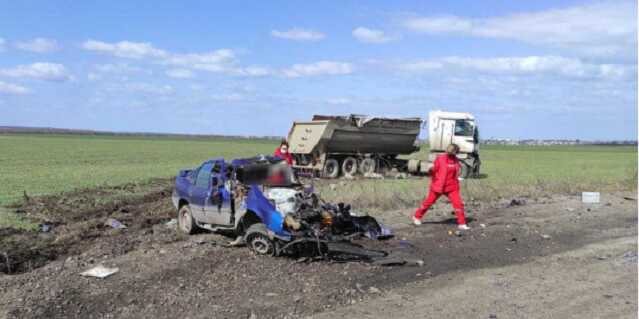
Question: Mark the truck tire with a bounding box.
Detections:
[177,204,197,235]
[341,157,358,176]
[359,158,376,175]
[323,159,340,178]
[460,162,471,179]
[244,223,277,256]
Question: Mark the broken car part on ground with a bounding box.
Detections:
[172,156,398,262]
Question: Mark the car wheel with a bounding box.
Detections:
[177,205,197,234]
[244,223,277,256]
[323,159,340,179]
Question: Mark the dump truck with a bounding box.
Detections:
[287,111,480,178]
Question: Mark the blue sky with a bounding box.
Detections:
[0,0,636,139]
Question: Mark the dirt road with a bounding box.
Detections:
[1,180,636,318]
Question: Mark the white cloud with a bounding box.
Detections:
[0,38,5,52]
[402,1,637,57]
[352,27,393,43]
[326,98,351,105]
[163,49,236,72]
[0,62,72,81]
[15,38,59,53]
[82,40,167,59]
[165,68,194,79]
[271,28,325,41]
[124,83,174,95]
[211,93,244,102]
[283,61,353,78]
[397,55,632,79]
[0,81,30,95]
[403,16,472,34]
[95,63,148,74]
[232,66,271,77]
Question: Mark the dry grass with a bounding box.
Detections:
[316,145,637,213]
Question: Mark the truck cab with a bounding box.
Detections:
[427,110,481,177]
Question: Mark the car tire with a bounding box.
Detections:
[323,159,340,179]
[359,158,376,175]
[244,223,277,256]
[177,204,197,235]
[341,157,358,176]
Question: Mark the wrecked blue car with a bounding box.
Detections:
[172,156,392,258]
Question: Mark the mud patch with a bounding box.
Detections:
[0,228,59,274]
[0,178,175,274]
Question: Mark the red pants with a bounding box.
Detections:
[414,189,466,225]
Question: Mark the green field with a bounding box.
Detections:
[0,134,278,205]
[1,134,636,209]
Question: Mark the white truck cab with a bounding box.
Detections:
[426,110,481,177]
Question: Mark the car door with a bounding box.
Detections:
[190,161,214,222]
[202,161,234,226]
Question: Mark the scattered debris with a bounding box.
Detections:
[363,172,384,179]
[105,218,126,229]
[395,173,408,180]
[581,192,600,204]
[227,236,245,247]
[370,257,424,267]
[508,198,526,207]
[191,237,213,245]
[80,265,119,278]
[623,196,636,201]
[40,223,52,232]
[540,234,551,240]
[165,218,177,228]
[622,251,637,263]
[480,223,486,228]
[329,184,337,191]
[399,239,414,249]
[565,207,575,212]
[368,286,382,294]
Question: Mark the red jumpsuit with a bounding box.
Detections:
[414,154,466,225]
[273,148,293,165]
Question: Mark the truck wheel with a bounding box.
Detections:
[359,158,376,175]
[177,205,197,235]
[244,224,277,256]
[341,157,358,176]
[323,159,340,178]
[460,163,471,179]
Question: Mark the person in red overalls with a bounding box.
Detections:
[273,139,293,165]
[413,144,470,230]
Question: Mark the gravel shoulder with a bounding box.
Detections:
[309,236,637,319]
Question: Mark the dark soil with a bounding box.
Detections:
[0,179,636,319]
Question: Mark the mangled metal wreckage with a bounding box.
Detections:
[172,156,392,260]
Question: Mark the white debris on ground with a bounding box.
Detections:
[80,265,119,279]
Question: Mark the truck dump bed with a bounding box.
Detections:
[288,114,421,155]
